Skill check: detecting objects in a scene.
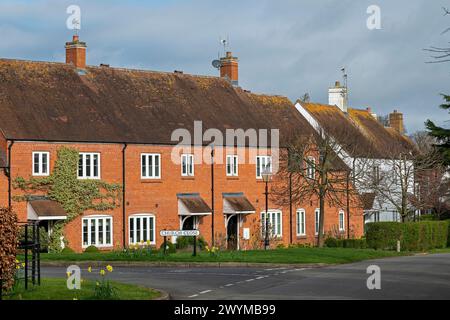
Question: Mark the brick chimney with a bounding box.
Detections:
[389,110,404,134]
[65,35,87,69]
[220,51,239,86]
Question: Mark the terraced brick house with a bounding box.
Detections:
[0,35,364,252]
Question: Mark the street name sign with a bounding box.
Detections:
[160,230,200,237]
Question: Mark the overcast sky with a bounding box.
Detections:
[0,0,449,133]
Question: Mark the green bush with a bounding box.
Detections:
[159,241,176,254]
[366,221,449,251]
[343,239,367,249]
[84,245,99,253]
[324,237,339,248]
[176,236,207,250]
[447,220,450,247]
[61,247,75,254]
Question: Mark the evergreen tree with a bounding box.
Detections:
[426,94,450,166]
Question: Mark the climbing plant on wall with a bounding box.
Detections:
[13,147,122,252]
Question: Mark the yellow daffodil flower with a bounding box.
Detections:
[106,265,113,273]
[87,266,92,273]
[100,269,106,276]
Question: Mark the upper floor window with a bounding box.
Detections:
[78,153,100,179]
[339,210,345,232]
[296,209,306,236]
[181,154,194,177]
[306,157,316,179]
[82,215,112,248]
[372,165,380,184]
[256,156,272,179]
[141,154,161,179]
[226,155,239,177]
[32,152,49,176]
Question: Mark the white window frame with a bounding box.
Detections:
[339,210,345,232]
[256,156,272,179]
[32,151,50,176]
[78,152,101,179]
[260,210,282,237]
[226,155,239,177]
[307,157,316,179]
[296,209,306,236]
[141,153,161,179]
[129,214,156,245]
[315,209,320,235]
[181,154,194,177]
[82,215,113,248]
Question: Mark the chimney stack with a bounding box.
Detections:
[389,110,405,134]
[220,51,239,86]
[328,81,348,113]
[65,35,87,69]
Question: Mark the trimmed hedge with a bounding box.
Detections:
[324,238,367,249]
[366,221,449,251]
[0,207,18,293]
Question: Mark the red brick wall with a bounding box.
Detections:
[4,142,364,252]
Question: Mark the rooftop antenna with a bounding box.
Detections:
[341,67,348,105]
[72,17,80,36]
[220,36,230,55]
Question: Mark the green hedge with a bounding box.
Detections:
[366,221,449,251]
[324,238,367,249]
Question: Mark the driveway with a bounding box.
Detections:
[41,253,450,300]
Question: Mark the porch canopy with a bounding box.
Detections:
[177,193,212,216]
[223,193,255,215]
[27,200,68,221]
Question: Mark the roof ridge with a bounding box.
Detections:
[0,57,223,81]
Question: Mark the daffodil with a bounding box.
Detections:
[146,240,151,246]
[66,271,71,278]
[96,282,100,286]
[100,269,106,276]
[88,266,92,273]
[106,265,113,273]
[21,263,26,268]
[15,259,19,264]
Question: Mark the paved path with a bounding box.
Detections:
[42,253,450,300]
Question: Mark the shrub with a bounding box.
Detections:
[366,221,449,251]
[0,207,18,293]
[84,245,99,253]
[159,241,176,254]
[176,236,207,250]
[18,226,49,252]
[324,237,339,248]
[61,247,75,254]
[343,239,367,249]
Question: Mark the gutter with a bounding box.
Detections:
[122,143,128,249]
[7,140,14,208]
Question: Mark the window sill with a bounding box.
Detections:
[296,235,307,240]
[226,176,239,180]
[181,176,195,180]
[141,179,162,183]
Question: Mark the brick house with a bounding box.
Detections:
[0,36,364,252]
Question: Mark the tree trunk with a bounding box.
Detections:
[317,192,325,247]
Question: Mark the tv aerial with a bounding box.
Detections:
[212,59,222,69]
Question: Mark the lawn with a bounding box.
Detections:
[3,278,161,300]
[38,247,409,265]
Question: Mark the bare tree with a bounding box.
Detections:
[424,7,450,63]
[272,128,365,247]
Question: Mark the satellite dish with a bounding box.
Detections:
[212,59,222,69]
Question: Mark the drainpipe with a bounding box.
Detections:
[289,172,293,245]
[346,170,350,239]
[122,143,128,248]
[211,145,215,246]
[7,140,14,208]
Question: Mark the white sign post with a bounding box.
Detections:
[160,230,200,256]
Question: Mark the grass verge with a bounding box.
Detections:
[3,278,161,300]
[38,247,409,265]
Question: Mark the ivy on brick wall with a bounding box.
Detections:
[13,147,122,252]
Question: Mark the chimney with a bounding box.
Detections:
[366,107,377,119]
[220,51,239,86]
[328,81,348,113]
[65,35,87,69]
[389,110,405,134]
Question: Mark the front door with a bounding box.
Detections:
[182,216,195,230]
[227,215,238,250]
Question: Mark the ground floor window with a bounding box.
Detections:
[261,210,282,237]
[339,210,345,232]
[129,214,155,245]
[315,209,320,235]
[296,209,306,236]
[82,216,112,247]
